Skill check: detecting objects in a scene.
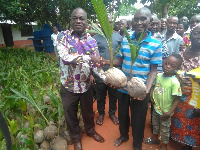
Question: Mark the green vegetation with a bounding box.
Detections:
[0,47,63,149]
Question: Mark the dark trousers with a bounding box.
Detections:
[118,91,148,149]
[95,82,117,117]
[60,85,95,143]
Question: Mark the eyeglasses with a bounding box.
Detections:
[71,17,86,22]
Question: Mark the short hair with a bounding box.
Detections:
[167,16,178,22]
[170,53,183,67]
[178,21,189,31]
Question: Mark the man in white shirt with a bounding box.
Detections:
[51,25,59,59]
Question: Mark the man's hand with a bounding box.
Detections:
[90,55,105,67]
[90,74,96,85]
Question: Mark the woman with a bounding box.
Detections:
[171,24,200,150]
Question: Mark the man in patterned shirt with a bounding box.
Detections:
[57,8,105,150]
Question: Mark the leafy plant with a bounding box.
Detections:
[123,28,145,79]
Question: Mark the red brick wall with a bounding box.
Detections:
[0,40,33,48]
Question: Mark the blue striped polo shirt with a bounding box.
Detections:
[117,31,162,94]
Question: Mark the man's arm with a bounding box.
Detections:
[146,64,157,93]
[104,57,123,67]
[57,32,102,66]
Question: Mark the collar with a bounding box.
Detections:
[131,30,152,43]
[71,30,90,39]
[165,32,179,41]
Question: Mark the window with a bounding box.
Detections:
[21,25,33,36]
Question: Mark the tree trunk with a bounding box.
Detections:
[162,3,169,18]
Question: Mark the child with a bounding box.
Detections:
[145,54,183,150]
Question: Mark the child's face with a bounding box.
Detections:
[163,56,180,75]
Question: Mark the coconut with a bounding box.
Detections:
[43,95,51,105]
[43,125,58,141]
[50,136,68,150]
[40,140,50,150]
[34,130,45,144]
[127,77,146,99]
[104,67,127,88]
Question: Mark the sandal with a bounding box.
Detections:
[144,137,160,145]
[96,115,104,125]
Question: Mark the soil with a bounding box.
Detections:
[67,96,200,150]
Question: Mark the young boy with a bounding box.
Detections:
[145,54,183,150]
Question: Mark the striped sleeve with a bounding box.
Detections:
[150,39,162,65]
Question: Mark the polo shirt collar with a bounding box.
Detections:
[131,30,152,43]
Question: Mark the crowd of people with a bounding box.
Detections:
[52,6,200,150]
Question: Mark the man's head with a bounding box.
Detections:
[190,24,200,48]
[160,18,167,30]
[119,19,128,31]
[190,14,200,29]
[176,21,189,37]
[52,25,58,34]
[70,8,88,35]
[180,16,189,24]
[149,15,161,34]
[167,16,179,33]
[163,54,183,75]
[132,7,151,35]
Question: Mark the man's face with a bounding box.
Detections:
[70,9,87,34]
[150,20,160,34]
[53,26,58,33]
[180,16,188,24]
[119,20,127,30]
[161,18,167,29]
[191,26,200,47]
[167,17,178,33]
[176,24,185,37]
[190,15,200,29]
[133,10,150,35]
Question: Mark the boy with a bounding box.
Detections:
[145,54,183,150]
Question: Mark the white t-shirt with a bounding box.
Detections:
[51,32,59,46]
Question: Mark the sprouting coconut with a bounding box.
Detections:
[122,28,146,99]
[43,95,51,105]
[104,67,127,88]
[127,77,146,99]
[16,132,28,145]
[34,130,45,144]
[60,130,73,145]
[43,125,58,141]
[40,140,50,150]
[50,136,68,150]
[88,1,127,88]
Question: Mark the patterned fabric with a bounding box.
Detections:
[57,30,105,93]
[153,73,182,115]
[153,32,169,72]
[117,31,162,94]
[183,35,191,48]
[171,48,200,147]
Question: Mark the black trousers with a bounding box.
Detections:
[118,91,148,149]
[60,85,95,143]
[95,82,117,117]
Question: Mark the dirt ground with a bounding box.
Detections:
[67,96,200,150]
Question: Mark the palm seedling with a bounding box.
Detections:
[89,0,127,88]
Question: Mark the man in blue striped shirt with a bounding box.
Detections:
[113,7,162,150]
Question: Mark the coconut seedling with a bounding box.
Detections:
[90,0,127,88]
[123,28,147,99]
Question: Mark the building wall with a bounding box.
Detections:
[0,25,34,48]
